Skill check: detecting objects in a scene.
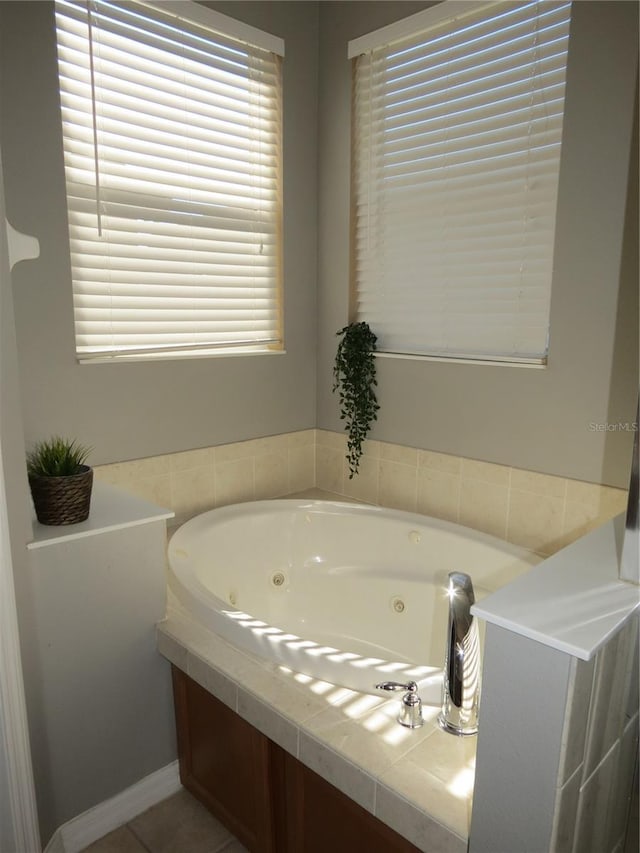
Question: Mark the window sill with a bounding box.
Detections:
[374,352,547,369]
[78,349,287,365]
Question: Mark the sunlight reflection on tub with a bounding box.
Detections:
[275,663,442,751]
[217,610,479,796]
[223,607,440,699]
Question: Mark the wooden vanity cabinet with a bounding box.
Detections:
[281,751,423,852]
[172,667,277,852]
[172,667,421,852]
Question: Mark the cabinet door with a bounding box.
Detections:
[172,667,276,853]
[283,751,421,853]
[173,667,422,852]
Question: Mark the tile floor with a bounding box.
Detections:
[81,789,248,853]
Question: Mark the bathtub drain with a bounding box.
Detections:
[390,596,406,613]
[271,571,286,588]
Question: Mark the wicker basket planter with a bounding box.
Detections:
[29,465,93,526]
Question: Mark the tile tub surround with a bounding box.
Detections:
[315,431,629,556]
[157,603,472,853]
[94,429,627,556]
[94,431,316,528]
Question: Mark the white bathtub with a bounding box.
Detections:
[168,499,540,699]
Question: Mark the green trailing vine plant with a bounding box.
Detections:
[332,322,380,478]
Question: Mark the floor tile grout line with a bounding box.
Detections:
[219,839,248,852]
[79,789,246,853]
[126,821,156,853]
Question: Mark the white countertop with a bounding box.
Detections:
[472,514,640,660]
[28,480,174,550]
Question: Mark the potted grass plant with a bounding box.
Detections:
[332,321,380,478]
[27,436,93,525]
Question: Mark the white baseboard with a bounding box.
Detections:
[43,761,181,853]
[42,833,66,853]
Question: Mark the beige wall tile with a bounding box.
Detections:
[597,485,628,518]
[113,455,171,482]
[380,442,419,466]
[558,501,600,551]
[214,440,256,464]
[287,429,316,449]
[288,445,316,493]
[316,445,344,494]
[418,450,462,474]
[252,434,289,456]
[361,438,381,459]
[507,490,565,554]
[555,483,627,553]
[316,429,346,451]
[343,453,379,504]
[215,457,254,506]
[417,468,460,523]
[461,458,511,486]
[171,467,215,523]
[168,447,214,473]
[94,463,126,486]
[124,475,173,509]
[378,459,417,512]
[510,469,567,498]
[254,451,289,500]
[459,479,508,540]
[565,479,602,508]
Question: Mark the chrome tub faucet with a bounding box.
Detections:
[438,571,481,736]
[375,680,423,728]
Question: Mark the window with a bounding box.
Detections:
[55,0,284,361]
[349,1,571,364]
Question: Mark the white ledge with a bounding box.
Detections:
[472,514,640,660]
[28,480,174,550]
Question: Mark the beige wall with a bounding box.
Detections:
[0,145,42,850]
[1,1,637,486]
[316,1,639,488]
[0,2,319,842]
[1,2,636,841]
[0,0,319,466]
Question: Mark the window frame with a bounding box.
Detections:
[348,0,572,367]
[55,0,285,364]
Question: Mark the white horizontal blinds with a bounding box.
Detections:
[55,0,283,359]
[352,1,571,362]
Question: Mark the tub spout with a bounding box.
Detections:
[438,571,480,736]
